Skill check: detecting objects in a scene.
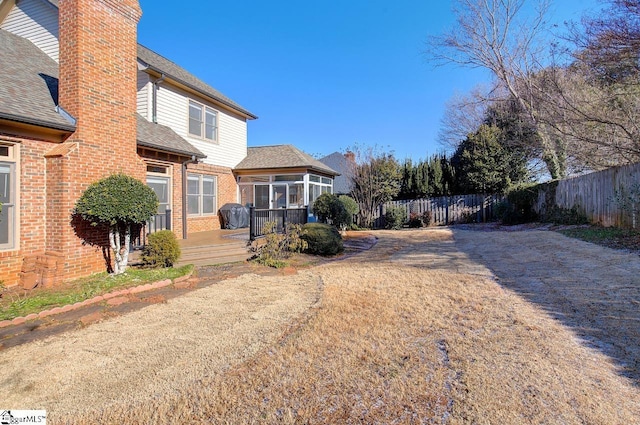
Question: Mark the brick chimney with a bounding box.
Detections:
[58,0,142,169]
[39,0,146,283]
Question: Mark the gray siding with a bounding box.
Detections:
[1,0,59,61]
[155,83,248,168]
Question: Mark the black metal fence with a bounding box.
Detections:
[131,209,172,250]
[249,206,308,240]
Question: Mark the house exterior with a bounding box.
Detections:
[0,0,337,289]
[235,145,338,211]
[0,0,256,289]
[319,151,355,195]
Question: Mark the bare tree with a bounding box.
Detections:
[348,145,401,228]
[438,86,490,151]
[427,0,568,178]
[535,0,640,169]
[533,63,640,170]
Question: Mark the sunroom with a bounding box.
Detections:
[234,145,339,211]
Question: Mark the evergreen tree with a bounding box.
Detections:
[452,124,528,193]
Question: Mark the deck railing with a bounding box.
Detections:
[249,206,308,240]
[131,209,172,250]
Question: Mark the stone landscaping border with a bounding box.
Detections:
[0,270,194,329]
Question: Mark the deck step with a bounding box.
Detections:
[176,239,252,267]
[176,253,253,267]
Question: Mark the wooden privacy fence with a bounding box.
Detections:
[375,194,504,228]
[535,162,640,228]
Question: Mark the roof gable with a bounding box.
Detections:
[319,152,355,194]
[1,0,256,121]
[137,45,257,120]
[235,145,339,176]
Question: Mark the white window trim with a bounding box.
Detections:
[237,172,334,208]
[188,99,219,143]
[145,161,173,215]
[187,173,217,216]
[0,141,19,251]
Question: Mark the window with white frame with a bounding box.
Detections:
[187,173,217,215]
[0,143,17,250]
[308,174,333,205]
[188,100,218,142]
[146,164,172,214]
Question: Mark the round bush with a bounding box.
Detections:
[384,205,407,230]
[141,230,181,268]
[312,193,350,228]
[301,223,344,256]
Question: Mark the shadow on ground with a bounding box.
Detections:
[450,227,640,386]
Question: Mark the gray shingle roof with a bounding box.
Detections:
[319,152,354,194]
[0,29,204,159]
[137,115,205,158]
[137,44,257,120]
[0,29,75,132]
[235,145,339,176]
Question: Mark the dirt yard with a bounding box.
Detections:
[1,228,639,424]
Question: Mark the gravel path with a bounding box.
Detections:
[452,228,640,383]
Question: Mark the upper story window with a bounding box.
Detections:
[188,100,218,142]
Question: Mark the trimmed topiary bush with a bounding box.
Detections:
[141,230,181,268]
[74,173,158,274]
[302,223,344,256]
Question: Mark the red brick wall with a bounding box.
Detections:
[49,0,144,282]
[0,136,61,287]
[186,163,238,234]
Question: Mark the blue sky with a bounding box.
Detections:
[137,0,602,161]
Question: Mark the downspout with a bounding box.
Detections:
[182,155,198,239]
[152,73,165,124]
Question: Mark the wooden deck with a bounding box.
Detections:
[175,228,252,267]
[179,228,249,248]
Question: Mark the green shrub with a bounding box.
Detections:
[254,222,308,268]
[498,184,539,225]
[338,195,359,227]
[384,205,407,230]
[313,193,350,229]
[141,230,181,268]
[301,223,344,256]
[541,205,589,225]
[74,173,158,274]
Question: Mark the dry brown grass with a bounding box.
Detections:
[3,229,640,424]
